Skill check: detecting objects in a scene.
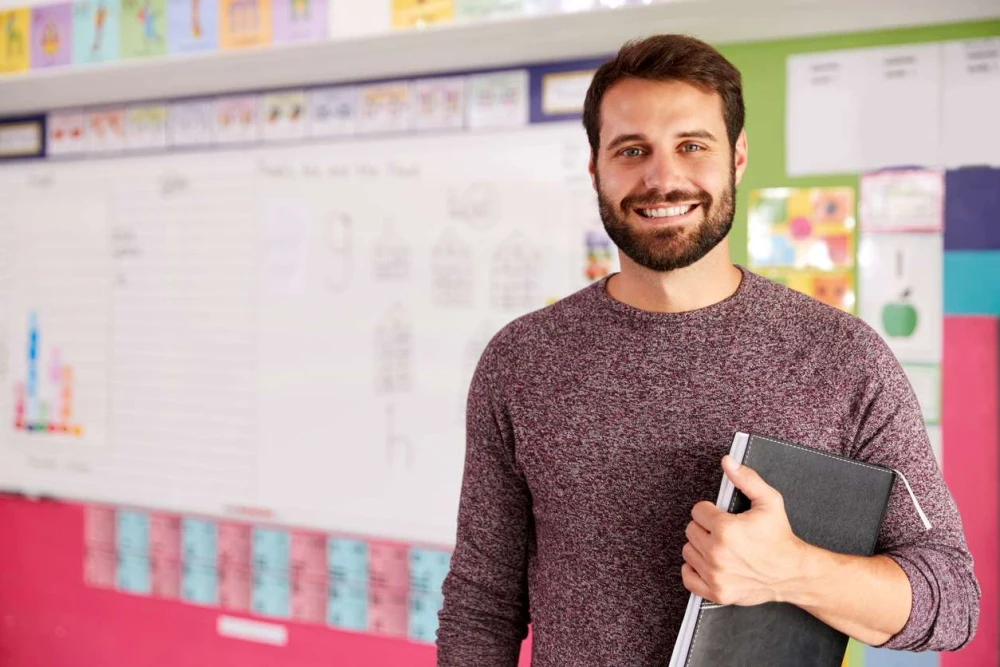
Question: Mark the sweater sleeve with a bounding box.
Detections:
[436,337,531,666]
[849,329,980,652]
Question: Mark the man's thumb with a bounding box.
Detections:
[722,455,779,506]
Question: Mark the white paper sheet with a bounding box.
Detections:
[858,233,943,363]
[860,44,943,170]
[786,50,865,176]
[942,38,1000,168]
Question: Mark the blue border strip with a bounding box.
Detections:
[944,250,1000,316]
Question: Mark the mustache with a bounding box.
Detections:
[620,189,712,214]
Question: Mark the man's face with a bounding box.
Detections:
[590,78,748,273]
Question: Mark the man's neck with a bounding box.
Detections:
[606,244,743,314]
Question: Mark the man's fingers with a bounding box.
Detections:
[691,500,724,530]
[681,563,711,599]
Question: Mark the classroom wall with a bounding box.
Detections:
[0,4,998,667]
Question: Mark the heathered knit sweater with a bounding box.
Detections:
[436,267,979,666]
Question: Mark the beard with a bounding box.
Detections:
[596,165,736,273]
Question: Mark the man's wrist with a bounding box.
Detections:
[773,538,830,607]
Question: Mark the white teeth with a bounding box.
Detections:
[640,205,694,218]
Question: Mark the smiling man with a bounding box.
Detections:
[436,35,979,665]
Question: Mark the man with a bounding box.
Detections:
[436,34,979,665]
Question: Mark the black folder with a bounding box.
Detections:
[669,432,909,667]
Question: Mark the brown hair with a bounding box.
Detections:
[582,34,745,159]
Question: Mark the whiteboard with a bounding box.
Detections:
[0,122,617,545]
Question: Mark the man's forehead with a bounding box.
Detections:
[600,79,725,127]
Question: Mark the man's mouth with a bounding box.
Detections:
[635,203,700,219]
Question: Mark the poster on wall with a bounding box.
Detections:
[858,233,943,363]
[125,104,168,151]
[410,77,465,132]
[391,0,454,29]
[166,0,219,53]
[466,70,529,129]
[219,0,272,48]
[307,87,357,138]
[262,91,307,142]
[72,0,120,64]
[31,3,74,68]
[48,110,89,155]
[88,106,126,152]
[215,95,260,144]
[748,187,857,312]
[356,83,410,135]
[120,0,167,59]
[860,169,944,233]
[0,9,31,73]
[271,0,326,43]
[167,99,217,147]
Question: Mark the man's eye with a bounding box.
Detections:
[621,147,644,157]
[682,144,704,153]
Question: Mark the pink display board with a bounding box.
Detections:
[0,497,535,666]
[941,316,998,667]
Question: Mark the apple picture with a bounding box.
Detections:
[882,288,919,338]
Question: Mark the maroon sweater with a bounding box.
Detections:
[436,268,979,665]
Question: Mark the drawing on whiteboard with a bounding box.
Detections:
[323,211,352,292]
[375,306,412,395]
[447,183,496,230]
[13,312,84,437]
[431,228,474,309]
[491,234,541,311]
[111,222,140,288]
[384,401,412,471]
[372,222,411,282]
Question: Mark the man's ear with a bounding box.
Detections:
[589,156,598,192]
[733,129,748,186]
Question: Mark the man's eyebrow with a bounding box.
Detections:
[676,130,718,142]
[605,133,647,151]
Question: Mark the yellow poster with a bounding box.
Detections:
[220,0,272,49]
[748,187,857,313]
[0,9,31,74]
[391,0,453,29]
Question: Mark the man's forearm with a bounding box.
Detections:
[778,543,912,646]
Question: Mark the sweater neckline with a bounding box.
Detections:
[588,265,755,328]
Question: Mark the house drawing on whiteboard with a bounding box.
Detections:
[375,306,412,395]
[372,222,411,282]
[491,234,540,311]
[431,228,474,308]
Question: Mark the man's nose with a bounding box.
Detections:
[642,151,686,193]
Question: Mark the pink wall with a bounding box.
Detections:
[940,316,999,667]
[0,497,533,666]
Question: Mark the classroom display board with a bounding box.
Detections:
[0,66,619,550]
